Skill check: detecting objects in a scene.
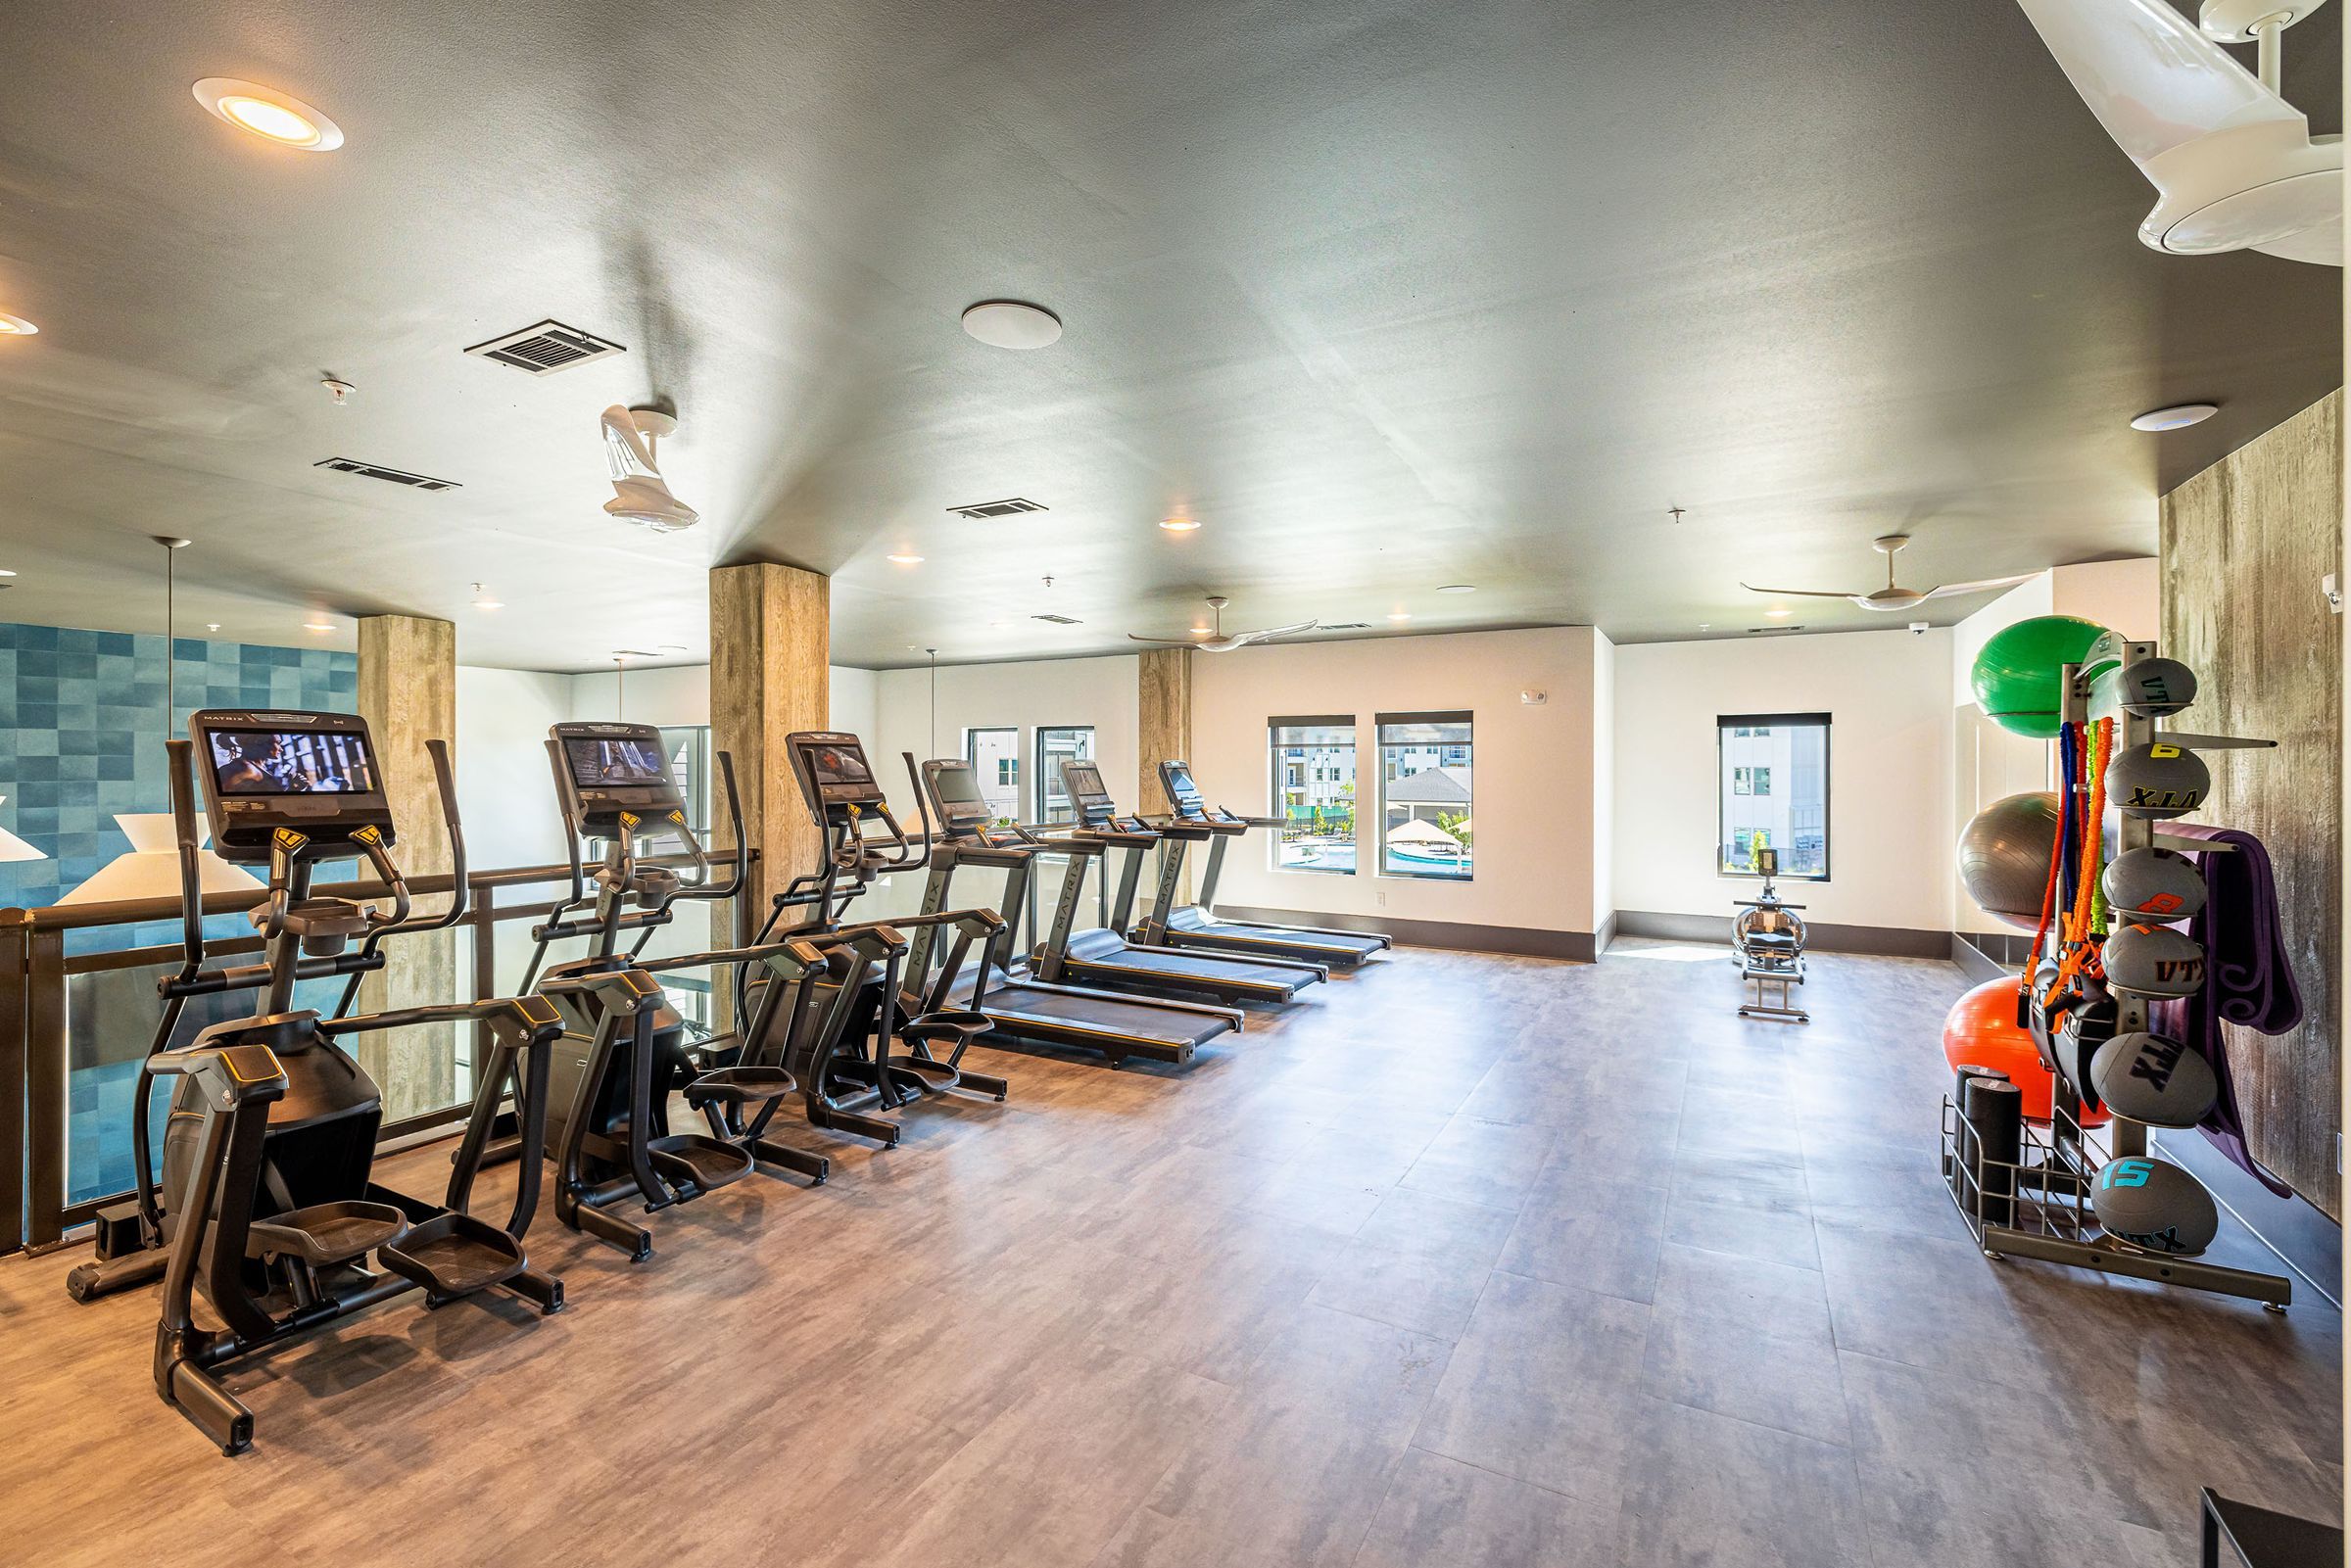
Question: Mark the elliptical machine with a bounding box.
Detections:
[65,710,568,1454]
[504,722,831,1259]
[1733,846,1809,1023]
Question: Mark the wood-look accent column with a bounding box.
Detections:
[709,562,830,925]
[2162,387,2343,1217]
[354,612,457,1122]
[1138,646,1195,900]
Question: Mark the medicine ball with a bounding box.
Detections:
[2103,923,2206,998]
[2088,1031,2218,1128]
[2100,846,2205,924]
[2092,1157,2218,1256]
[2105,742,2209,820]
[2113,656,2197,718]
[1955,792,2060,930]
[1970,615,2110,739]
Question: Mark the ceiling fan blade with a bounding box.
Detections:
[1740,585,1865,600]
[2013,0,2297,167]
[1920,573,2039,599]
[2255,221,2345,265]
[1229,619,1319,646]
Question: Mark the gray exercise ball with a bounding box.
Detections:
[1956,791,2059,931]
[2114,657,2198,718]
[2103,922,2207,998]
[2101,846,2205,925]
[2106,742,2209,820]
[2092,1156,2218,1256]
[2089,1032,2218,1128]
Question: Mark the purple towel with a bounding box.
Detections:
[2149,824,2301,1198]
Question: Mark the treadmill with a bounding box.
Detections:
[906,756,1242,1068]
[1035,760,1326,1004]
[1133,759,1392,969]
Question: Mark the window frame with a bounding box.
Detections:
[961,726,1023,827]
[1032,724,1096,825]
[1715,711,1832,882]
[1267,714,1358,877]
[1374,710,1474,884]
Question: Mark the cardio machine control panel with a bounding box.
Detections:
[550,722,690,838]
[1159,759,1244,828]
[786,731,888,819]
[1059,760,1151,834]
[921,758,1029,847]
[193,709,396,860]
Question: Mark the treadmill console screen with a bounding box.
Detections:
[927,760,989,824]
[549,722,688,833]
[1160,760,1207,819]
[191,710,397,859]
[1060,760,1115,824]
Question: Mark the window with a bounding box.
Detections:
[1269,716,1356,874]
[655,726,711,835]
[1718,713,1829,879]
[963,727,1021,825]
[1034,726,1095,823]
[1377,712,1472,880]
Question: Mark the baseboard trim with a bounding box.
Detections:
[1595,909,1619,956]
[1612,909,1953,960]
[1216,906,1596,963]
[2152,1129,2341,1309]
[1949,932,2015,985]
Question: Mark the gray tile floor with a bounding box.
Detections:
[1,942,2338,1565]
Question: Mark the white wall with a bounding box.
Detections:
[1612,629,1955,932]
[1193,628,1602,936]
[456,668,576,872]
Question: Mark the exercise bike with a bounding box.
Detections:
[64,710,568,1454]
[1733,846,1809,1023]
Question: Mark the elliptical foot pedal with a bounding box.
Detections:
[378,1212,528,1302]
[245,1201,410,1266]
[646,1134,756,1194]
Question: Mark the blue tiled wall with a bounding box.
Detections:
[0,623,356,945]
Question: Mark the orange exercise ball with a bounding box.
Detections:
[1942,975,2107,1126]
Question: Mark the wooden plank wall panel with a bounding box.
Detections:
[2159,389,2343,1216]
[355,612,457,1121]
[709,561,830,920]
[1138,647,1194,900]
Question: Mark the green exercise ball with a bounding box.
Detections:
[1971,615,2111,738]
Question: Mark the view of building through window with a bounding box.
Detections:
[1717,714,1829,877]
[1034,726,1094,823]
[964,727,1021,824]
[1269,717,1356,873]
[1377,713,1473,879]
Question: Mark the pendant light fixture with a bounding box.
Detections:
[59,538,260,906]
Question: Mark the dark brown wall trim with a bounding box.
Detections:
[1610,910,1954,961]
[1217,905,1596,963]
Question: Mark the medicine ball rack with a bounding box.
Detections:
[1940,633,2291,1310]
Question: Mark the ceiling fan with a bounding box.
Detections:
[600,404,698,533]
[1742,536,2035,612]
[1128,595,1319,652]
[2015,0,2340,264]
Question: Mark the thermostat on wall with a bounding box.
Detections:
[1519,689,1547,706]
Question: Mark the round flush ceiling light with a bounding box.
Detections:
[193,78,345,150]
[1159,516,1201,533]
[887,552,925,565]
[1435,583,1475,594]
[303,620,335,634]
[961,300,1062,350]
[2130,403,2218,432]
[1387,611,1413,623]
[0,312,36,336]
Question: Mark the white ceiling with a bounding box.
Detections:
[0,0,2338,671]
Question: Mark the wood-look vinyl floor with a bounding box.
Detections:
[2,942,2339,1566]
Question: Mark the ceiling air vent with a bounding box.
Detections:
[1746,624,1805,635]
[464,318,627,375]
[1032,613,1082,625]
[948,497,1047,520]
[313,457,461,492]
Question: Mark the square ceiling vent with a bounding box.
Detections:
[464,319,627,375]
[948,497,1047,520]
[1032,613,1081,625]
[313,457,460,492]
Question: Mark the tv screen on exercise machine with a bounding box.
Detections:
[561,735,673,790]
[208,729,379,796]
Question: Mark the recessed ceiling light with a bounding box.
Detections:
[961,300,1062,351]
[1766,607,1793,618]
[193,78,344,151]
[206,622,221,632]
[303,620,334,634]
[1159,516,1202,533]
[470,582,502,610]
[0,569,16,579]
[1435,584,1475,594]
[1387,612,1413,622]
[2130,403,2219,432]
[887,552,925,565]
[0,312,36,336]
